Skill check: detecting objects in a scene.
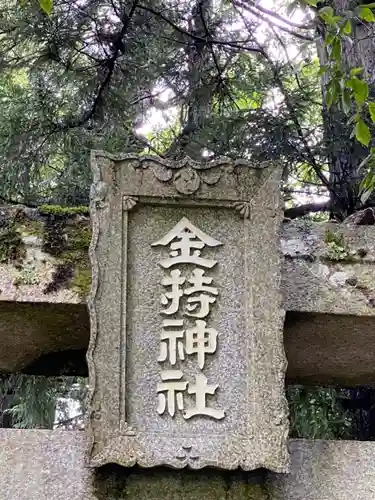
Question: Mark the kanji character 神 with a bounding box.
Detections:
[185,319,218,369]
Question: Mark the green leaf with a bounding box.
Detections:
[360,3,375,8]
[359,7,375,22]
[358,153,372,171]
[361,186,374,203]
[326,80,340,108]
[346,78,369,104]
[355,118,371,146]
[319,6,334,22]
[347,113,358,125]
[326,88,334,108]
[350,67,364,76]
[341,90,352,114]
[342,19,352,34]
[325,33,336,44]
[40,0,53,15]
[368,101,375,122]
[331,38,341,62]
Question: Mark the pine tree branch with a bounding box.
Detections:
[137,4,265,54]
[53,0,139,131]
[242,3,313,42]
[54,413,84,428]
[245,0,314,30]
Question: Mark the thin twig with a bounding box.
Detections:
[137,4,265,54]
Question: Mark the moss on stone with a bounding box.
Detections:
[38,204,89,216]
[40,205,90,259]
[18,219,44,238]
[57,222,91,297]
[324,229,345,247]
[0,227,25,263]
[42,223,92,296]
[71,268,91,299]
[39,208,91,294]
[66,223,91,252]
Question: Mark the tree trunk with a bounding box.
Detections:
[166,0,214,159]
[318,0,375,219]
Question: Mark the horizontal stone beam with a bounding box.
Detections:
[282,221,375,386]
[0,430,373,500]
[282,221,375,316]
[2,214,375,316]
[1,215,375,386]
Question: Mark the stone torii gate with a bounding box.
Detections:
[0,152,375,499]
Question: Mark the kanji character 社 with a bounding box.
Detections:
[157,370,187,417]
[183,374,225,420]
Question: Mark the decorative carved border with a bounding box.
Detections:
[86,151,290,472]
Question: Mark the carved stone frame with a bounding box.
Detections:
[86,151,290,472]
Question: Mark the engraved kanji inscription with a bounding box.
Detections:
[153,218,224,420]
[152,217,222,269]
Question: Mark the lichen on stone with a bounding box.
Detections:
[43,263,75,294]
[62,224,91,298]
[18,219,44,238]
[323,229,353,262]
[14,263,40,286]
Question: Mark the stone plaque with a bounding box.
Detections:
[87,152,290,472]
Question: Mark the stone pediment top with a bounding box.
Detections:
[90,150,280,202]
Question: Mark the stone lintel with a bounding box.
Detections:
[0,217,374,387]
[0,430,374,500]
[0,210,374,319]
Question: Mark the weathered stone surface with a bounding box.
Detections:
[87,152,289,471]
[0,430,94,500]
[3,303,375,387]
[1,216,375,387]
[0,301,89,373]
[1,212,375,320]
[1,431,375,500]
[96,467,268,500]
[282,221,375,316]
[284,311,375,386]
[270,439,375,500]
[0,205,90,304]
